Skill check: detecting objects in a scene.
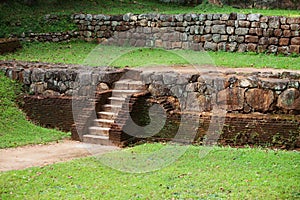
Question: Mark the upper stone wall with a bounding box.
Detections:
[72,13,300,54]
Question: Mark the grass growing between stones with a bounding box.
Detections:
[1,41,300,70]
[1,143,299,199]
[0,73,69,148]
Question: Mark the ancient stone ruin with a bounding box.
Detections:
[1,60,299,149]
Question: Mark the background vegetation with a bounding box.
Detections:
[0,0,299,37]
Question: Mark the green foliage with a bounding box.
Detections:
[1,41,299,70]
[0,0,299,37]
[0,72,69,148]
[1,144,299,199]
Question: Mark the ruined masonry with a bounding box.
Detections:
[1,61,299,148]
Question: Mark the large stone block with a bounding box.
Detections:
[245,89,274,112]
[211,25,226,34]
[235,28,249,35]
[291,37,300,45]
[217,88,245,111]
[277,88,300,110]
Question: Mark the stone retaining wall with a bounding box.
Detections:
[1,61,299,148]
[72,13,300,54]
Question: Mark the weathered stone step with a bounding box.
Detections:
[103,104,122,112]
[98,111,117,120]
[94,119,114,127]
[114,80,145,90]
[109,97,126,105]
[83,134,113,146]
[111,89,142,98]
[89,126,110,135]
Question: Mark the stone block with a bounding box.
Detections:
[268,16,280,29]
[260,16,268,23]
[235,28,249,35]
[283,30,291,37]
[277,88,300,110]
[251,22,260,28]
[274,29,282,37]
[247,14,261,22]
[249,28,263,36]
[281,25,290,30]
[211,25,226,34]
[268,45,278,53]
[226,27,235,34]
[278,46,290,55]
[238,21,251,28]
[279,38,290,46]
[291,24,300,31]
[287,17,300,24]
[247,43,257,52]
[217,88,245,111]
[289,45,300,54]
[237,44,247,52]
[245,35,259,43]
[204,42,217,51]
[269,37,279,45]
[245,89,274,112]
[291,37,300,45]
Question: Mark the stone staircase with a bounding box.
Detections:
[82,79,146,145]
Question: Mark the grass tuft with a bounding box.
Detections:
[0,143,299,199]
[0,72,69,148]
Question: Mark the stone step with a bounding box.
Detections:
[103,104,122,112]
[89,126,110,135]
[83,134,113,146]
[109,97,126,105]
[94,119,114,127]
[114,80,145,90]
[111,89,142,98]
[98,111,117,120]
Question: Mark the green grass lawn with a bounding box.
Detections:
[0,0,299,37]
[1,143,299,199]
[1,41,299,70]
[0,73,69,148]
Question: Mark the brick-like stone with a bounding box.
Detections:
[204,42,217,51]
[279,38,290,46]
[217,88,245,111]
[277,88,300,110]
[283,30,291,37]
[251,22,260,28]
[291,37,300,45]
[226,27,235,34]
[287,17,300,24]
[245,35,259,43]
[235,28,249,35]
[247,14,261,22]
[245,89,274,112]
[247,43,257,52]
[281,25,290,30]
[260,16,268,23]
[211,25,226,34]
[268,16,280,29]
[249,28,262,36]
[274,29,282,37]
[238,20,251,28]
[291,24,300,31]
[269,37,279,45]
[290,45,300,54]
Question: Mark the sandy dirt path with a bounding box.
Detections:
[0,140,120,172]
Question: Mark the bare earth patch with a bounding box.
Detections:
[0,139,119,172]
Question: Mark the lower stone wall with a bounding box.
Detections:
[119,95,300,149]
